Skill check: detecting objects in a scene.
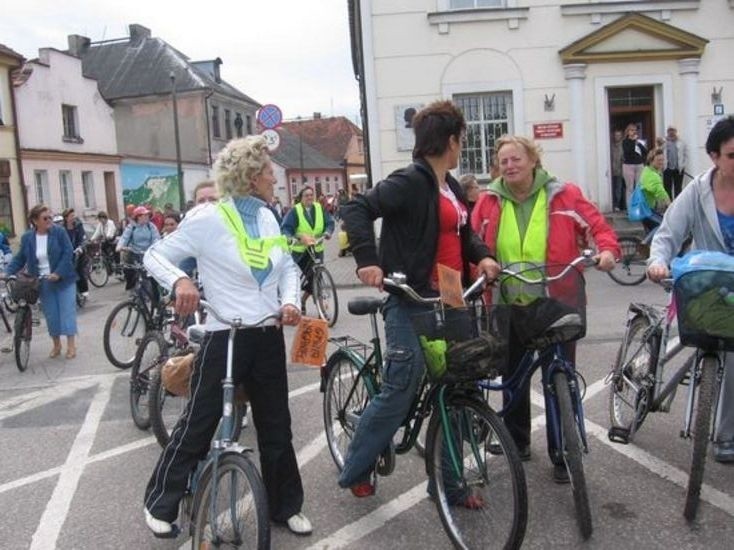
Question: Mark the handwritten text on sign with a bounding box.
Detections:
[290,317,329,367]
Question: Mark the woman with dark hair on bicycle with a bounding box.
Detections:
[648,115,734,463]
[339,99,500,499]
[471,134,619,482]
[6,204,78,358]
[142,135,312,538]
[62,208,89,300]
[281,185,335,314]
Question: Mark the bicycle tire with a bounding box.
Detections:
[14,307,31,372]
[314,267,339,327]
[426,395,527,550]
[88,258,109,288]
[608,315,658,439]
[323,351,373,471]
[130,331,168,431]
[684,355,717,522]
[554,370,593,539]
[192,452,270,550]
[607,236,647,286]
[103,300,148,369]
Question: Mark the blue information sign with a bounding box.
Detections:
[257,104,283,129]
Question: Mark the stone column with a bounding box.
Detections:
[678,58,701,176]
[564,63,588,193]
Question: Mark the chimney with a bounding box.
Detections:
[129,24,151,45]
[67,34,91,57]
[313,112,322,119]
[214,57,222,83]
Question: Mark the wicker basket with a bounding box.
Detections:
[9,276,39,305]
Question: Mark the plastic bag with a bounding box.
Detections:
[671,251,734,280]
[627,184,653,222]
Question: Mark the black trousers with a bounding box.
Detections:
[502,336,577,465]
[75,255,89,294]
[663,168,684,200]
[144,327,304,523]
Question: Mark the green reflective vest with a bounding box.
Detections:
[218,202,288,270]
[496,187,548,304]
[291,202,325,253]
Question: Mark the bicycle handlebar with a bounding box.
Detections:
[497,250,598,284]
[197,299,280,328]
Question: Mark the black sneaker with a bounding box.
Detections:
[553,463,570,484]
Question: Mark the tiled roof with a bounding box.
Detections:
[271,128,343,171]
[0,43,24,62]
[76,36,259,105]
[281,116,362,162]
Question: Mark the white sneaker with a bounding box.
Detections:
[144,507,174,537]
[286,512,313,535]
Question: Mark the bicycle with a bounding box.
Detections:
[165,300,269,549]
[321,276,527,550]
[297,237,339,326]
[612,265,734,522]
[4,275,43,372]
[87,239,123,288]
[607,228,656,286]
[607,279,697,444]
[477,252,597,539]
[103,263,172,369]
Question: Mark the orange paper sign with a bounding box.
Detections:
[290,317,329,367]
[437,264,465,308]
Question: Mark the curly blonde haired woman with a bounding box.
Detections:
[142,136,312,537]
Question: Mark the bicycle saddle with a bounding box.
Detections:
[347,297,383,316]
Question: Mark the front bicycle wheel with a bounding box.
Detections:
[314,267,339,327]
[14,307,31,372]
[554,371,592,539]
[608,315,658,440]
[103,300,147,369]
[684,355,718,522]
[130,331,168,430]
[192,452,270,550]
[149,365,189,448]
[427,396,527,550]
[607,236,647,286]
[323,351,373,470]
[88,258,109,288]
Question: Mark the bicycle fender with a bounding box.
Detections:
[627,302,662,325]
[188,447,256,520]
[321,349,370,393]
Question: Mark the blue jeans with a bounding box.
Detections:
[39,281,77,337]
[338,295,427,488]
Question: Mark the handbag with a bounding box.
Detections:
[161,353,194,396]
[627,184,653,222]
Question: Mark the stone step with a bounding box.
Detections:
[604,211,645,238]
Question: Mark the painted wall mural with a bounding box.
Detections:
[121,163,180,210]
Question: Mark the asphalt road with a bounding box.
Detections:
[2,266,734,550]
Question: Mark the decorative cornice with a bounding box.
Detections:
[563,64,588,80]
[427,7,529,32]
[559,12,708,64]
[678,58,701,76]
[20,149,123,164]
[560,1,700,18]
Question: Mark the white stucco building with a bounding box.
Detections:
[350,0,734,211]
[14,48,123,221]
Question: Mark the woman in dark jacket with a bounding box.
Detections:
[62,208,89,299]
[339,100,500,497]
[7,204,78,358]
[622,123,648,211]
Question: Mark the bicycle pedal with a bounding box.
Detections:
[607,426,631,445]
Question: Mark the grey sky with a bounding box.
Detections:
[1,0,361,124]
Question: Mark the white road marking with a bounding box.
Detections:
[0,379,99,420]
[29,378,115,550]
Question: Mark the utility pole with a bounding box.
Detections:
[170,71,185,210]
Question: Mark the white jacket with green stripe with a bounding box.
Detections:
[144,197,300,331]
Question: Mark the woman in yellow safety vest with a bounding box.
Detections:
[281,185,335,313]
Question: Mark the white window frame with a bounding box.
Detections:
[59,171,74,210]
[449,0,505,9]
[82,171,96,209]
[34,170,50,205]
[62,104,79,139]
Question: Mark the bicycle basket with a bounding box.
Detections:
[498,262,587,349]
[674,269,734,352]
[9,275,40,305]
[411,304,509,384]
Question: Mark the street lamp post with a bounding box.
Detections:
[298,116,305,192]
[170,71,185,210]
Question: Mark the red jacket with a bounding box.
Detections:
[471,180,620,268]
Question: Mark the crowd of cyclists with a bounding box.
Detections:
[3,100,734,546]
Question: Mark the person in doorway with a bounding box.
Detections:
[663,125,689,200]
[622,123,648,210]
[280,185,335,314]
[6,204,78,358]
[610,129,625,211]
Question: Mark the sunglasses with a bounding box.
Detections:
[41,215,53,221]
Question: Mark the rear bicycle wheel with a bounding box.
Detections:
[129,331,168,430]
[684,355,718,522]
[314,267,339,327]
[103,300,147,369]
[427,396,527,550]
[192,452,270,550]
[323,351,373,471]
[554,371,592,539]
[14,307,31,372]
[88,257,109,288]
[607,236,647,286]
[608,315,658,439]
